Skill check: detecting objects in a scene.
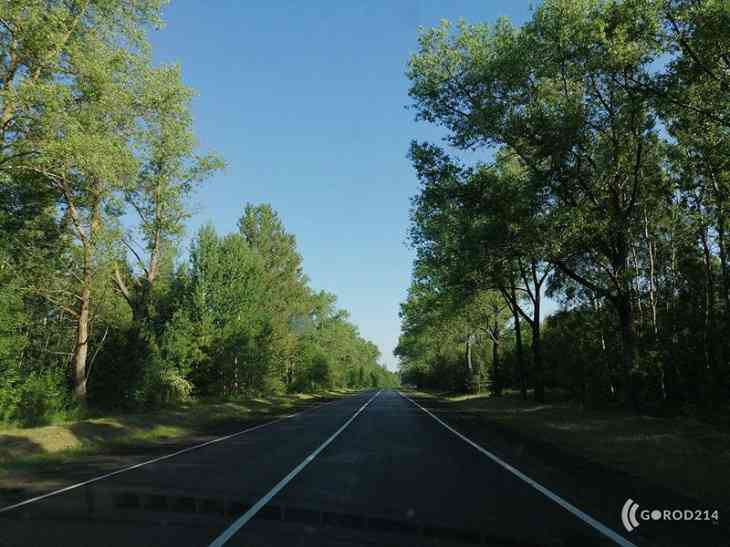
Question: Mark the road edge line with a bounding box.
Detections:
[207,389,382,547]
[397,390,637,547]
[0,393,353,514]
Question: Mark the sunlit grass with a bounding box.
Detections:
[0,390,356,474]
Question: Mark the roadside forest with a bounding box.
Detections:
[0,1,394,426]
[397,0,730,416]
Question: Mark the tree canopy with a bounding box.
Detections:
[398,0,730,413]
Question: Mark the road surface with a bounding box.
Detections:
[0,390,721,546]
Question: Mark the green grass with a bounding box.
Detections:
[408,389,730,509]
[0,389,354,475]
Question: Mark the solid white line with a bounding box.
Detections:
[397,391,638,547]
[207,389,382,547]
[0,394,350,515]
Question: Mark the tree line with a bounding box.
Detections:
[396,0,730,414]
[0,1,395,425]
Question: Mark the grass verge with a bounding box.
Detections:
[0,390,354,477]
[407,389,730,510]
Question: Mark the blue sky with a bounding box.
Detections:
[149,1,537,370]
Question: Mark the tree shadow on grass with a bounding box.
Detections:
[67,421,127,445]
[0,435,46,462]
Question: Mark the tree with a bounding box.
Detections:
[1,1,165,404]
[25,44,141,403]
[395,262,510,396]
[114,65,223,327]
[407,0,667,408]
[408,144,553,400]
[238,203,310,388]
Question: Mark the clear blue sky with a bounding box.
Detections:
[149,1,537,370]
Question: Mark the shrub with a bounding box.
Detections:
[1,367,73,426]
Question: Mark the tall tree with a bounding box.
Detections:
[238,203,310,387]
[407,0,666,408]
[114,65,223,326]
[1,0,165,403]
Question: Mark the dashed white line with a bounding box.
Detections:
[207,389,382,547]
[398,390,638,547]
[0,394,350,515]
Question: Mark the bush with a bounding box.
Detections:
[1,367,73,426]
[87,327,148,410]
[136,364,193,406]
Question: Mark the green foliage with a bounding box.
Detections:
[0,4,390,425]
[12,369,73,426]
[401,0,730,413]
[0,267,27,367]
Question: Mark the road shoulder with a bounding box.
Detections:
[403,389,728,547]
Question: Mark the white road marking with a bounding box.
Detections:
[398,391,638,547]
[207,389,382,547]
[0,394,350,515]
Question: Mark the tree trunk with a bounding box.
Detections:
[710,176,730,321]
[644,209,659,340]
[465,335,472,392]
[531,261,545,403]
[140,226,162,323]
[511,286,527,400]
[466,335,472,373]
[616,295,638,411]
[465,333,479,393]
[611,227,639,411]
[716,214,730,405]
[532,321,544,403]
[72,277,90,402]
[71,193,100,404]
[287,358,294,388]
[491,327,501,396]
[700,226,719,404]
[664,224,682,403]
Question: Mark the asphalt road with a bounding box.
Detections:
[0,390,720,547]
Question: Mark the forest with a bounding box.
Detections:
[397,0,730,415]
[0,1,395,426]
